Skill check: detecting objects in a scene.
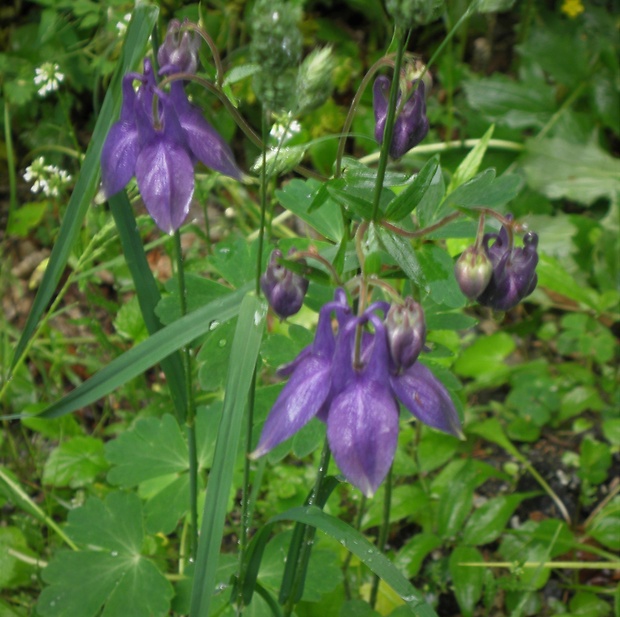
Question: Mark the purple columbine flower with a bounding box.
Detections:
[100,56,241,234]
[476,221,539,311]
[260,248,310,319]
[373,75,429,158]
[252,291,463,497]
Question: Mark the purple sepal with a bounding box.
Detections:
[101,75,140,198]
[390,362,463,438]
[373,76,429,158]
[169,81,242,180]
[134,94,195,234]
[252,354,332,458]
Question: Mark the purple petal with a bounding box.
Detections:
[373,75,391,145]
[252,356,332,458]
[390,363,463,438]
[101,120,139,198]
[135,140,194,234]
[327,378,399,497]
[101,75,140,198]
[170,82,241,179]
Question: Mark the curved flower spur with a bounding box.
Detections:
[251,290,463,497]
[101,20,241,234]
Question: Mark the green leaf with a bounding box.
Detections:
[270,506,438,617]
[447,125,494,194]
[416,244,465,308]
[521,137,620,206]
[105,414,188,487]
[11,5,159,372]
[190,294,266,617]
[113,295,149,343]
[463,76,555,129]
[327,186,375,220]
[415,163,446,227]
[24,285,249,421]
[449,546,485,617]
[38,492,173,617]
[276,179,344,242]
[462,494,535,546]
[586,496,620,551]
[578,436,611,485]
[6,202,48,237]
[375,224,427,291]
[453,332,516,385]
[223,63,260,86]
[42,436,108,488]
[394,533,442,578]
[444,170,523,211]
[197,319,237,391]
[436,461,478,539]
[0,527,36,589]
[384,157,440,221]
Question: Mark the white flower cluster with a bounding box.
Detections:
[23,157,73,198]
[270,119,302,144]
[116,13,131,36]
[34,63,65,97]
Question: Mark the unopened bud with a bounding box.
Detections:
[261,249,309,318]
[374,76,429,158]
[455,246,493,300]
[157,19,201,75]
[386,297,426,371]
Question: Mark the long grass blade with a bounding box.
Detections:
[9,285,250,421]
[10,6,159,372]
[190,294,266,617]
[108,191,187,423]
[271,506,438,617]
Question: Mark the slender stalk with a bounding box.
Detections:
[173,230,199,560]
[255,109,269,295]
[4,102,18,234]
[283,440,332,617]
[342,494,367,600]
[371,31,406,222]
[370,466,393,608]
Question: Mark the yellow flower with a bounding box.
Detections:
[561,0,585,18]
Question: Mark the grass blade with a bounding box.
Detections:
[108,191,187,423]
[271,506,438,617]
[10,5,159,372]
[190,294,266,617]
[10,285,250,421]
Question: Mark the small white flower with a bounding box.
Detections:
[23,156,72,197]
[116,13,131,36]
[270,119,302,144]
[34,63,65,97]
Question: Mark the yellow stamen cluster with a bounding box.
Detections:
[561,0,585,18]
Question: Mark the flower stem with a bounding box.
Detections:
[256,109,269,295]
[283,440,332,617]
[370,465,392,608]
[173,230,198,561]
[371,31,406,222]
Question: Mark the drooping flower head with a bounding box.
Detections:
[261,248,310,319]
[252,290,462,497]
[100,42,241,234]
[476,219,539,311]
[373,75,429,158]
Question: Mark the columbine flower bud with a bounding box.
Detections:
[385,297,426,371]
[374,76,429,158]
[157,19,201,75]
[260,249,309,319]
[455,245,493,300]
[477,229,539,311]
